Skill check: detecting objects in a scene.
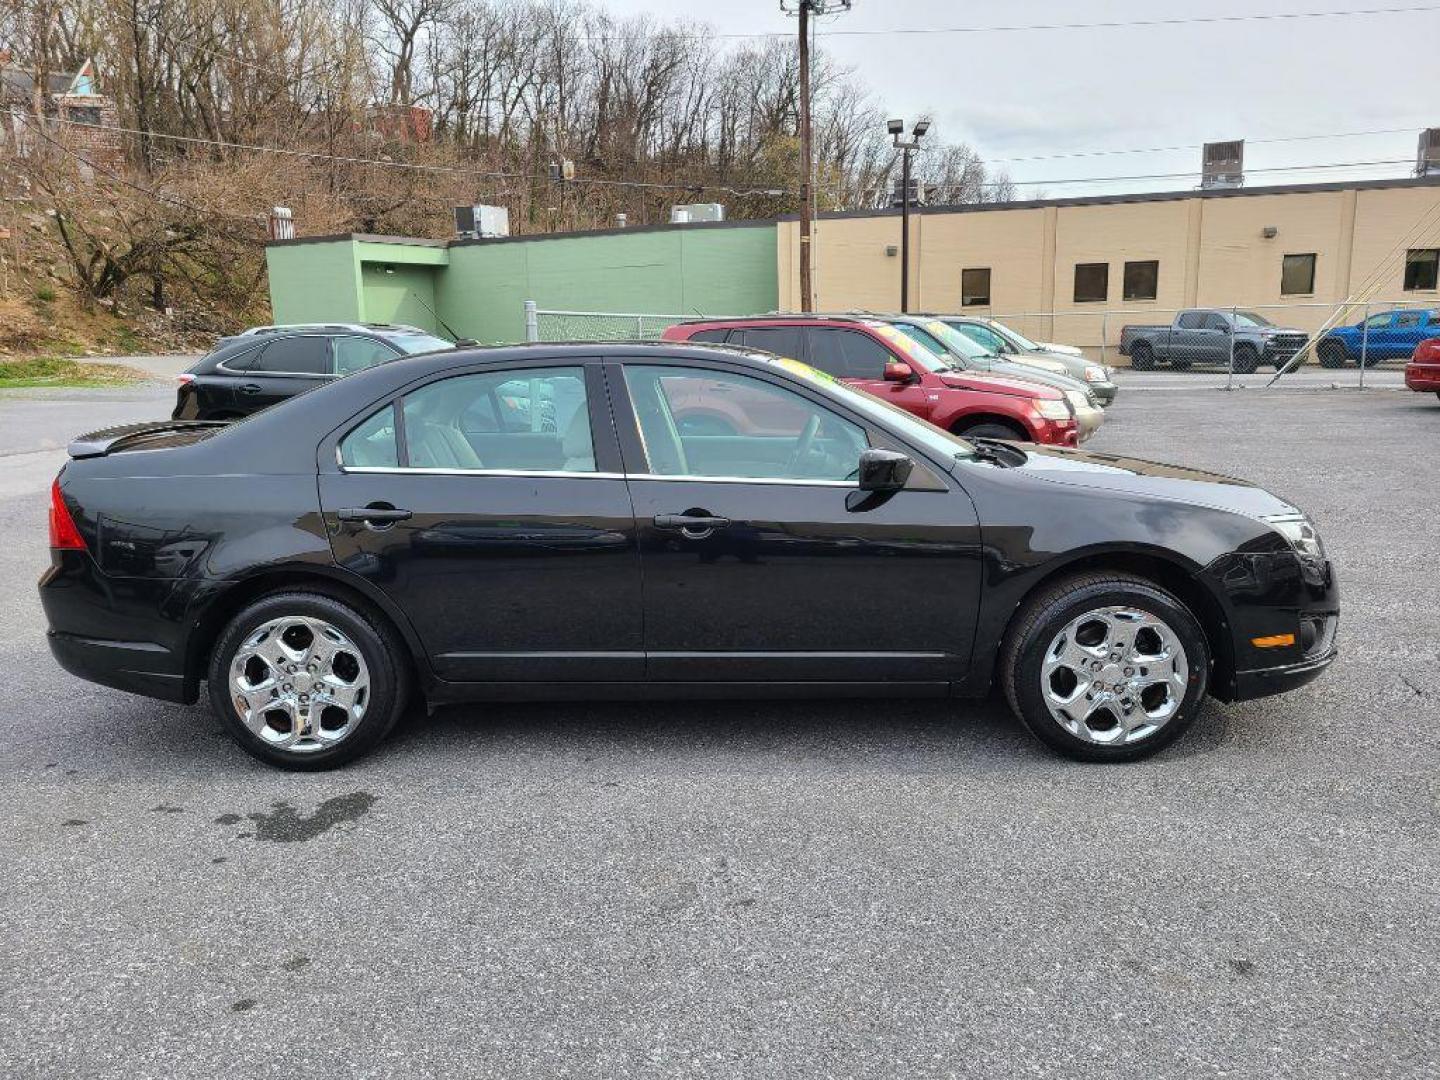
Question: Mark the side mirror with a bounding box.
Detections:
[883,360,915,382]
[857,448,913,492]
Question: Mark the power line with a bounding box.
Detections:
[978,126,1429,167]
[705,4,1440,38]
[47,117,796,197]
[984,157,1419,189]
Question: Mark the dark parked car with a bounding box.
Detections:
[43,342,1338,769]
[1317,308,1440,367]
[1120,309,1308,373]
[173,323,454,420]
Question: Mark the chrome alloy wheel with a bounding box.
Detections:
[1040,605,1189,746]
[229,615,370,753]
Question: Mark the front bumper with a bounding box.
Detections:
[1404,362,1440,392]
[1231,646,1338,702]
[1089,381,1118,406]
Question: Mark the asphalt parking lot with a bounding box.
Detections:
[1,369,1436,1079]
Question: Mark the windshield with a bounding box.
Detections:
[388,333,455,355]
[994,322,1041,350]
[767,355,977,462]
[867,322,957,373]
[914,319,995,360]
[1233,311,1274,328]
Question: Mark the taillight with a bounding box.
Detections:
[49,478,86,551]
[176,373,195,385]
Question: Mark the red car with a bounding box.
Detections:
[1405,337,1440,400]
[661,316,1083,446]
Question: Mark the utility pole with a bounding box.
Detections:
[888,118,929,313]
[782,1,851,312]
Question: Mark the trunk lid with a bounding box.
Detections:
[68,420,230,459]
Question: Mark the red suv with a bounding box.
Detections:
[1405,337,1440,401]
[662,316,1083,446]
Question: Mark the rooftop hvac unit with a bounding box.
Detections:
[670,202,726,224]
[1417,129,1440,177]
[454,204,510,239]
[1201,140,1244,189]
[889,177,926,208]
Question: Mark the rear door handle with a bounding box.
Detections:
[238,383,263,395]
[654,512,731,537]
[337,505,412,526]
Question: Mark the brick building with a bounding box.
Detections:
[2,56,123,172]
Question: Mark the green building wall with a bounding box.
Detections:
[264,223,779,344]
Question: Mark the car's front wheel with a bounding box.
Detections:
[207,591,411,770]
[1000,573,1211,762]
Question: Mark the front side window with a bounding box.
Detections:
[1073,263,1109,303]
[1123,260,1159,301]
[402,367,593,472]
[1281,253,1316,296]
[805,328,894,379]
[623,365,868,482]
[961,267,991,307]
[1363,312,1392,330]
[1404,249,1439,291]
[248,336,330,374]
[334,336,400,375]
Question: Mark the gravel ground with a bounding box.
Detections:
[0,375,1436,1079]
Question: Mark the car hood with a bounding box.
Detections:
[1005,354,1070,376]
[989,443,1302,518]
[937,371,1055,398]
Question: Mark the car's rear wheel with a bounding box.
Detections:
[207,591,410,770]
[1000,572,1211,762]
[1129,343,1154,371]
[1318,340,1347,368]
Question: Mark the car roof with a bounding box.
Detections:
[672,314,876,328]
[235,322,433,337]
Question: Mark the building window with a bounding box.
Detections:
[961,268,991,307]
[67,106,102,126]
[1073,263,1108,303]
[1122,260,1159,301]
[1404,248,1438,291]
[1281,253,1316,296]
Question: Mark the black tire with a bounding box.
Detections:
[1129,342,1155,371]
[207,590,411,770]
[1231,346,1260,375]
[961,421,1027,442]
[999,572,1211,763]
[1317,339,1347,368]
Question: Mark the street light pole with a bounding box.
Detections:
[782,1,852,313]
[888,118,929,314]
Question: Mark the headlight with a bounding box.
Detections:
[1083,365,1106,382]
[1265,514,1325,560]
[1033,398,1073,421]
[1064,390,1092,413]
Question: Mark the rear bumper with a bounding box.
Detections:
[1404,362,1440,391]
[46,630,192,704]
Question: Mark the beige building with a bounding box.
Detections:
[777,176,1440,360]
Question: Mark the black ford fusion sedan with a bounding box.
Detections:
[41,343,1338,769]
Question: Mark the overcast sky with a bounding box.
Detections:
[597,0,1439,198]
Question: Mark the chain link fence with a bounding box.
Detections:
[523,298,1435,387]
[524,302,711,343]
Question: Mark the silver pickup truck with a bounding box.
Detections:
[1120,309,1308,373]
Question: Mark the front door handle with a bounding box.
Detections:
[337,505,412,527]
[654,512,731,537]
[238,383,263,395]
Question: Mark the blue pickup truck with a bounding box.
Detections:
[1317,308,1440,367]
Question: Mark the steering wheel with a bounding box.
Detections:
[786,413,822,474]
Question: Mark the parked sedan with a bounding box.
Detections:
[932,316,1118,406]
[173,323,454,421]
[43,342,1338,769]
[1405,337,1440,400]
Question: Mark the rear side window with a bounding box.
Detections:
[334,336,400,375]
[339,406,400,468]
[247,336,330,374]
[739,326,804,360]
[686,328,731,343]
[1176,312,1206,329]
[805,328,892,379]
[1394,310,1424,328]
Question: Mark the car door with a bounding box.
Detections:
[805,326,935,421]
[1389,310,1427,359]
[609,356,982,684]
[318,358,644,683]
[232,334,334,411]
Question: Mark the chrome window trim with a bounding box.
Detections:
[627,472,856,488]
[215,360,330,379]
[339,465,623,479]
